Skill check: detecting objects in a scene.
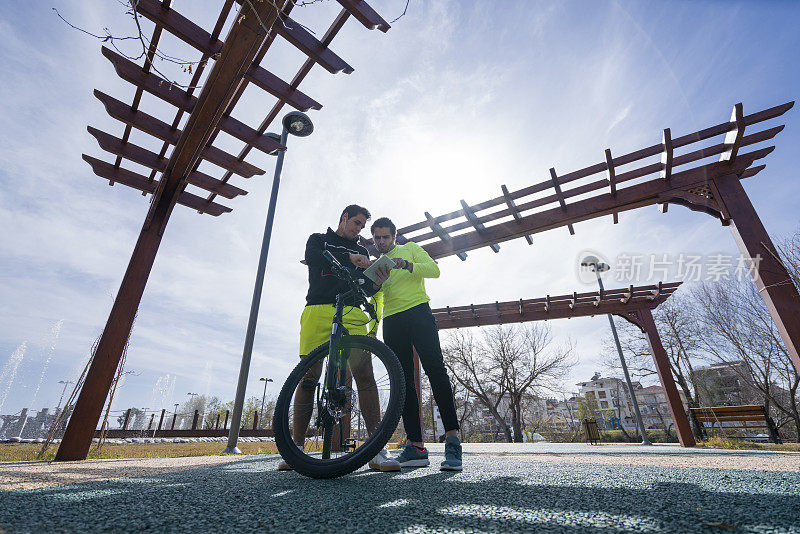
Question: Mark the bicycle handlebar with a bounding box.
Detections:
[322,250,377,323]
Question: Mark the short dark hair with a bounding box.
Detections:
[371,217,396,236]
[340,204,371,223]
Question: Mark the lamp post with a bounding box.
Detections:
[224,111,314,454]
[259,377,273,430]
[581,256,652,445]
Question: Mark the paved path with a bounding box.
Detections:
[1,443,798,533]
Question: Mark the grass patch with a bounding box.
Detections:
[698,435,800,451]
[0,441,280,462]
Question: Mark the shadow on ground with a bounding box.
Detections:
[1,454,798,533]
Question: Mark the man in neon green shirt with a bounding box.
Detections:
[370,217,462,471]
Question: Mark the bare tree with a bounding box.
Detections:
[443,324,575,443]
[603,294,703,413]
[443,329,512,441]
[694,279,800,438]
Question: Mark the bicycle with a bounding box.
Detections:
[273,251,406,478]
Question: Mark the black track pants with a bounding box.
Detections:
[382,302,459,442]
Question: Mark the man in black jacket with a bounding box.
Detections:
[279,204,398,471]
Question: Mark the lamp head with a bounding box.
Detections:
[282,111,314,137]
[580,255,610,273]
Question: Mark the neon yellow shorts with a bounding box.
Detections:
[298,304,372,356]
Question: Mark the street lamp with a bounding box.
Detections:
[581,255,652,445]
[224,111,314,454]
[259,377,273,430]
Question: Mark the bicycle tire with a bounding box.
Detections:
[273,335,405,479]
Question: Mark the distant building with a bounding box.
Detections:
[634,385,687,429]
[691,361,758,406]
[576,372,642,430]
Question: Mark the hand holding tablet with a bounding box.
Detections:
[363,254,397,284]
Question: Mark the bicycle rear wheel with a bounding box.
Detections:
[273,335,405,478]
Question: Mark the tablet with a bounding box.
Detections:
[362,254,396,283]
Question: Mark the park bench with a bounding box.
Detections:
[690,405,782,444]
[582,419,601,445]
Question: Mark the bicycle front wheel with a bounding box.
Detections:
[273,335,405,479]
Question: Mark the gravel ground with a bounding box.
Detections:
[1,444,799,533]
[0,455,240,491]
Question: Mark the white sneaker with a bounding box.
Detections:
[278,445,304,471]
[368,449,401,472]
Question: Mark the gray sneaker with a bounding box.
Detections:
[395,444,430,467]
[440,436,462,471]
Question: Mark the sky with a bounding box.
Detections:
[1,0,799,420]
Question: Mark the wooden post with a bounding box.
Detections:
[147,413,155,431]
[122,408,131,431]
[171,411,177,430]
[215,414,220,430]
[638,308,695,447]
[191,410,199,430]
[713,174,800,376]
[157,409,165,431]
[252,410,258,430]
[224,410,230,430]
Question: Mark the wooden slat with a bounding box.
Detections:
[245,66,322,111]
[605,148,618,224]
[82,156,232,215]
[89,127,166,171]
[95,90,265,180]
[88,125,263,179]
[135,0,223,55]
[501,184,533,244]
[720,103,745,163]
[336,0,390,31]
[425,212,467,261]
[460,200,500,253]
[84,147,245,200]
[549,168,575,235]
[101,47,285,155]
[274,16,354,74]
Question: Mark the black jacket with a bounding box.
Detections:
[304,228,377,306]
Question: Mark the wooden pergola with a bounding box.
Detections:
[369,100,799,390]
[429,281,696,447]
[57,0,391,461]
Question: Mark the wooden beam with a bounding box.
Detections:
[336,0,390,31]
[432,282,680,330]
[275,16,354,74]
